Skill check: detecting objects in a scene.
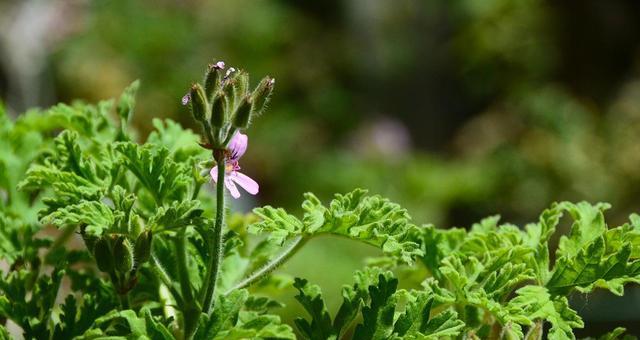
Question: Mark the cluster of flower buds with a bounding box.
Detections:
[81,227,153,293]
[183,60,275,150]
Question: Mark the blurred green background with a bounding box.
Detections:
[2,0,640,336]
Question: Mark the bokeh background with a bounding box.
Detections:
[2,0,640,336]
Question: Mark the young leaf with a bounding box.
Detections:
[509,285,583,339]
[293,278,335,340]
[116,142,191,205]
[42,200,115,237]
[251,189,423,264]
[148,200,206,233]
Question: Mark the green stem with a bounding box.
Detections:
[174,229,199,339]
[201,153,226,314]
[225,235,308,295]
[175,230,195,302]
[150,253,185,308]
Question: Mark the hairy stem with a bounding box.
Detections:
[225,235,308,295]
[201,152,226,314]
[150,253,185,308]
[175,229,199,339]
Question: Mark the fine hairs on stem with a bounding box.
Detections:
[201,151,227,314]
[225,235,308,295]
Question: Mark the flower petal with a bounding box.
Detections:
[210,166,218,182]
[227,132,248,160]
[225,177,241,198]
[230,172,259,195]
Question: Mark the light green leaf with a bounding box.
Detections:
[148,200,206,233]
[116,142,191,205]
[509,286,583,340]
[42,201,115,236]
[251,189,423,264]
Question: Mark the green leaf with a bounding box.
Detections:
[142,307,175,340]
[53,293,118,339]
[523,203,564,284]
[91,309,148,337]
[19,165,104,213]
[146,118,208,162]
[352,273,398,340]
[221,312,295,340]
[42,200,115,237]
[547,238,640,296]
[194,289,249,340]
[116,142,191,205]
[251,206,304,244]
[293,278,335,340]
[294,268,463,340]
[0,269,65,339]
[149,200,206,233]
[414,224,466,281]
[52,130,104,182]
[509,286,583,340]
[251,189,423,264]
[556,202,611,259]
[544,203,640,296]
[586,327,637,340]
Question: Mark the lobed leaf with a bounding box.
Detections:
[251,189,423,264]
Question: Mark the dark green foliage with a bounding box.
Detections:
[293,268,464,340]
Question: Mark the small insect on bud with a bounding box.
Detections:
[181,93,190,106]
[94,237,114,273]
[232,96,253,129]
[113,236,134,273]
[224,67,236,79]
[210,92,227,128]
[189,83,209,123]
[251,76,275,115]
[204,61,225,100]
[134,230,153,265]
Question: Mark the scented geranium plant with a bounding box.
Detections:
[0,61,639,340]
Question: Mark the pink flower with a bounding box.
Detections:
[210,132,259,199]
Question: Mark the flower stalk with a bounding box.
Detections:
[201,150,227,313]
[225,235,308,295]
[175,228,199,339]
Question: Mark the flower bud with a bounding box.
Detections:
[232,96,253,129]
[251,76,275,115]
[209,92,226,127]
[134,230,153,265]
[94,237,114,273]
[113,236,134,273]
[204,61,225,100]
[189,84,209,123]
[117,80,140,121]
[233,71,250,100]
